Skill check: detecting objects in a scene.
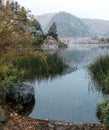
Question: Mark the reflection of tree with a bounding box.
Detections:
[88,71,107,95]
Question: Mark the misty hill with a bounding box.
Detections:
[82,18,109,36]
[36,13,56,29]
[36,12,109,38]
[36,12,90,38]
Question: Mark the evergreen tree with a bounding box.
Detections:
[47,22,58,40]
[34,19,43,32]
[14,1,19,11]
[10,1,15,11]
[20,6,28,22]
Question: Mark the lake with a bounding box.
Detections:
[29,44,109,123]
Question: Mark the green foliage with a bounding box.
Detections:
[0,0,66,101]
[97,98,109,127]
[0,0,36,53]
[34,19,43,32]
[33,34,46,45]
[89,55,109,94]
[47,22,58,40]
[89,55,109,127]
[0,64,20,93]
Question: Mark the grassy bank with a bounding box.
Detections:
[12,53,66,80]
[89,55,109,94]
[0,52,66,96]
[89,55,109,127]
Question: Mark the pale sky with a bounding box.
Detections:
[16,0,109,20]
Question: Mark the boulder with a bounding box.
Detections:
[0,115,5,123]
[18,98,35,116]
[0,107,5,123]
[6,83,35,105]
[41,36,58,50]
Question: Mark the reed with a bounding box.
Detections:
[89,55,109,127]
[12,53,66,80]
[89,55,109,94]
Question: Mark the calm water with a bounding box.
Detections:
[29,44,109,123]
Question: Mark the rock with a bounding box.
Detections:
[0,107,5,123]
[41,36,58,50]
[6,83,35,105]
[0,116,6,123]
[0,115,5,123]
[18,98,35,116]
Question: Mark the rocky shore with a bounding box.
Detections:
[0,105,107,130]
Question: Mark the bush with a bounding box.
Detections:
[97,98,109,127]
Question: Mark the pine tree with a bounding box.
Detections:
[47,22,58,40]
[34,19,43,32]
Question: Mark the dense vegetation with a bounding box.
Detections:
[89,55,109,94]
[0,0,66,99]
[89,55,109,127]
[97,98,109,127]
[12,53,65,80]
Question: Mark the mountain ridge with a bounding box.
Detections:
[36,12,109,38]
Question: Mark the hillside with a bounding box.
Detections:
[82,18,109,36]
[36,13,56,29]
[36,12,109,38]
[36,12,90,38]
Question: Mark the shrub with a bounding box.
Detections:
[97,98,109,127]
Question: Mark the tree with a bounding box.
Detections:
[0,0,35,53]
[47,22,58,40]
[34,19,43,32]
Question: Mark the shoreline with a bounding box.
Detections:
[3,112,107,130]
[0,105,107,130]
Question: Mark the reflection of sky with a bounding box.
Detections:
[60,44,109,69]
[30,69,103,123]
[29,45,109,123]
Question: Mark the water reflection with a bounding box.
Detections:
[29,44,109,123]
[88,71,109,96]
[29,68,103,123]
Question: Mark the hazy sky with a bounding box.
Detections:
[16,0,109,20]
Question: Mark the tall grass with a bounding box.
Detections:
[12,53,66,80]
[89,55,109,94]
[89,55,109,127]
